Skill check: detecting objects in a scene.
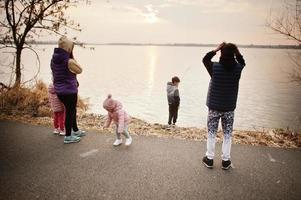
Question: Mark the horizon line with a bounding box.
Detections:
[27,41,301,49]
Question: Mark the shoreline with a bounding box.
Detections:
[25,41,301,50]
[1,112,300,148]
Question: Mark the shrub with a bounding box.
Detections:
[0,80,89,117]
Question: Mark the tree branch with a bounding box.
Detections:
[269,24,301,43]
[11,0,16,27]
[5,0,19,46]
[20,0,63,45]
[21,46,41,86]
[32,25,65,36]
[15,3,32,27]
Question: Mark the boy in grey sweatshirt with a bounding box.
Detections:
[166,76,180,126]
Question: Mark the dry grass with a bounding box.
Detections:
[1,112,300,148]
[0,80,88,117]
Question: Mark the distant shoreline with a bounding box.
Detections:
[27,41,301,50]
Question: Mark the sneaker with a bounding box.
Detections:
[125,137,132,146]
[222,160,232,170]
[113,139,122,146]
[202,156,214,168]
[59,130,65,136]
[53,129,60,135]
[64,135,81,144]
[72,130,86,137]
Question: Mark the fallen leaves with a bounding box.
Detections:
[1,113,300,148]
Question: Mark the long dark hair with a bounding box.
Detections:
[221,43,237,58]
[220,43,238,70]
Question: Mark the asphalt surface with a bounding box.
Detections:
[0,120,301,200]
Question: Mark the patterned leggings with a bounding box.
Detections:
[206,109,234,161]
[115,125,131,140]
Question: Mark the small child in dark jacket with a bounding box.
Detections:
[166,76,180,126]
[202,42,245,170]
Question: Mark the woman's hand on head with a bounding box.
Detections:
[214,42,226,52]
[234,47,241,56]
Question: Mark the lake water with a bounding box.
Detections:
[1,45,301,130]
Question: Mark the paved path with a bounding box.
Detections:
[0,120,301,200]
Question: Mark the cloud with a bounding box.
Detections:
[145,4,158,13]
[143,4,159,23]
[108,3,164,24]
[164,0,199,6]
[62,0,292,44]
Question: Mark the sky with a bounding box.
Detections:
[62,0,297,45]
[1,0,298,45]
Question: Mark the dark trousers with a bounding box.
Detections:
[168,104,179,125]
[57,94,79,136]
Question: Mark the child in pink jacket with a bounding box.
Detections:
[103,94,132,146]
[48,83,65,136]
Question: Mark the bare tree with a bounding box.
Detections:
[267,0,301,43]
[267,0,301,84]
[0,0,84,88]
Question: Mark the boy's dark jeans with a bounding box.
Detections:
[57,93,79,136]
[168,104,179,125]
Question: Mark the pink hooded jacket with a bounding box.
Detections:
[103,95,130,133]
[48,84,65,113]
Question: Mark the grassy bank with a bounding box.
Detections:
[0,80,88,117]
[0,81,300,148]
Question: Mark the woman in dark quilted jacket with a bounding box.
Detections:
[201,42,246,170]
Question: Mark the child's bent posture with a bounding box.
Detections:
[103,94,132,146]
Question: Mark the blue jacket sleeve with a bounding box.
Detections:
[202,51,216,77]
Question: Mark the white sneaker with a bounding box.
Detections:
[125,137,132,146]
[53,129,60,135]
[113,139,122,146]
[59,130,65,136]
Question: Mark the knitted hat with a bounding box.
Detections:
[103,94,117,110]
[58,36,74,53]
